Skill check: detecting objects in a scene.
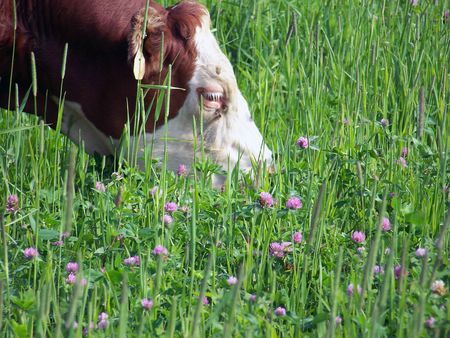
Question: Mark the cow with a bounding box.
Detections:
[0,0,272,185]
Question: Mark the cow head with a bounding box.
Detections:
[128,1,272,183]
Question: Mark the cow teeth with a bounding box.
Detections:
[204,92,223,102]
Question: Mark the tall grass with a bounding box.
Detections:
[0,0,449,336]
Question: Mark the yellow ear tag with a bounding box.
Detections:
[133,49,145,80]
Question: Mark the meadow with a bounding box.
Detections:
[1,0,449,336]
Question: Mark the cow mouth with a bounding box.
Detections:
[197,87,225,110]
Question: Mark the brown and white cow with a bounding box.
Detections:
[0,0,272,184]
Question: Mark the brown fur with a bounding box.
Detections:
[0,0,206,139]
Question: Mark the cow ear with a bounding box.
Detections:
[168,1,207,41]
[128,7,166,80]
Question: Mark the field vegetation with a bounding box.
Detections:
[0,0,449,336]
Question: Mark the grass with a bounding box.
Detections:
[1,0,449,336]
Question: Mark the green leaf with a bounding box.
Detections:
[405,210,426,226]
[28,214,36,232]
[11,321,28,338]
[94,247,106,255]
[310,312,329,325]
[85,268,104,283]
[38,229,60,241]
[0,125,40,135]
[11,289,35,311]
[276,209,289,218]
[140,84,185,91]
[108,270,123,284]
[138,228,154,240]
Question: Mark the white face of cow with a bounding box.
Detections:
[184,14,272,170]
[145,11,272,185]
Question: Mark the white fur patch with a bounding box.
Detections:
[51,96,114,155]
[159,13,272,173]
